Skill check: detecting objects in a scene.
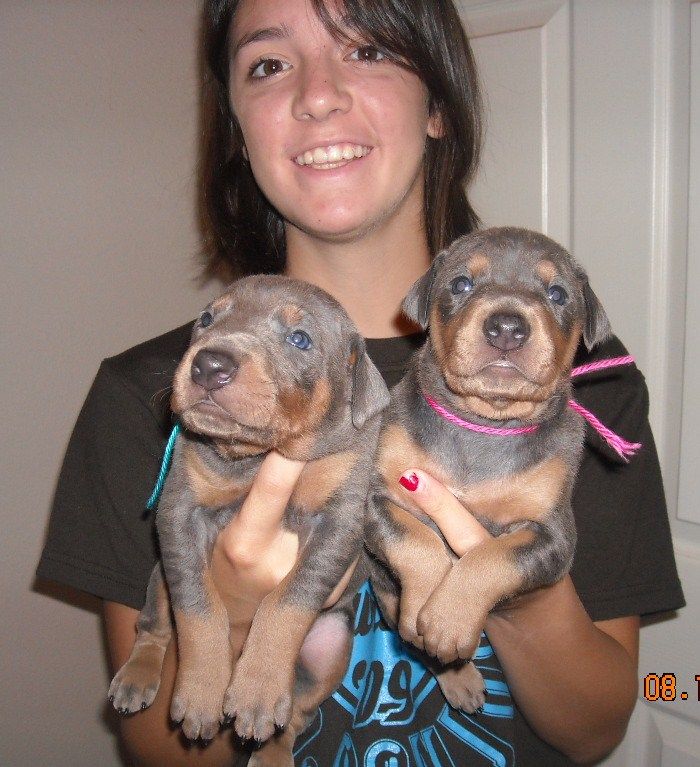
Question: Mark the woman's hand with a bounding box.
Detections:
[213,451,305,608]
[211,451,358,633]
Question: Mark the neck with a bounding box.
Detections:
[283,205,431,339]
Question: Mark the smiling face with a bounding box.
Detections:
[227,0,441,244]
[405,228,611,420]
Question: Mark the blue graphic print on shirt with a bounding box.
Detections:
[294,581,515,766]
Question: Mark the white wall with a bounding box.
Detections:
[1,3,217,765]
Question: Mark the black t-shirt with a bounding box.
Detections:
[36,325,685,766]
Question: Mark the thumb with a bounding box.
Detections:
[398,469,491,556]
[235,451,305,548]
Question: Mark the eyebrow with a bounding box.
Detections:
[230,24,293,60]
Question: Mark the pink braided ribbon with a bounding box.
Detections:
[422,355,642,462]
[423,393,539,436]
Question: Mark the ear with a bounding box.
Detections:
[427,107,445,139]
[349,335,390,429]
[402,251,446,330]
[579,274,612,350]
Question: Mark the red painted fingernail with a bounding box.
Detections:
[399,472,419,492]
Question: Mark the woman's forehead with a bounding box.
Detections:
[230,0,346,52]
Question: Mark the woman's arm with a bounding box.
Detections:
[405,468,639,765]
[486,581,638,764]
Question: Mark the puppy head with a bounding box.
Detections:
[405,227,611,420]
[171,275,388,456]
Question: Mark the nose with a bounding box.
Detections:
[292,59,352,121]
[190,349,238,391]
[483,313,530,351]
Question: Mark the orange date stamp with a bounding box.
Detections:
[643,673,700,702]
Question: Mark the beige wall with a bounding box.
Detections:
[1,3,218,764]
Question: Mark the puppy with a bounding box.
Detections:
[109,275,388,765]
[365,227,611,712]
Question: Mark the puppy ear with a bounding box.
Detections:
[349,335,390,429]
[402,251,446,329]
[580,274,612,350]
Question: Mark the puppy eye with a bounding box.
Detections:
[451,276,474,295]
[547,285,568,306]
[286,330,312,350]
[200,311,214,327]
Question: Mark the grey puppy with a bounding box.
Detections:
[109,275,388,766]
[365,227,611,713]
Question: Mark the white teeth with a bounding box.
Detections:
[294,143,371,166]
[327,146,343,162]
[312,147,327,164]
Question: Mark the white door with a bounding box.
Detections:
[458,0,700,763]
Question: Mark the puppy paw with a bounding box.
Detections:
[223,662,293,744]
[436,662,486,714]
[417,597,484,664]
[108,650,163,714]
[397,606,424,651]
[247,742,295,767]
[170,676,227,742]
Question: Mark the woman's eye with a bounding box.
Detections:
[200,311,213,327]
[547,285,568,306]
[349,46,385,63]
[249,58,291,79]
[451,275,474,295]
[286,330,312,350]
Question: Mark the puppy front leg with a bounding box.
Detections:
[157,483,231,741]
[366,494,452,650]
[417,513,575,664]
[223,507,361,744]
[248,609,354,767]
[109,563,172,713]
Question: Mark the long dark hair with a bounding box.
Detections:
[200,0,482,278]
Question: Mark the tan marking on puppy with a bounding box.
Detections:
[291,450,358,512]
[211,294,234,313]
[429,304,450,369]
[451,456,568,525]
[225,588,319,740]
[184,443,252,508]
[377,424,451,494]
[171,576,232,739]
[280,304,304,325]
[550,318,582,375]
[108,574,171,709]
[279,378,332,434]
[536,259,558,284]
[446,526,537,606]
[377,499,453,648]
[468,252,490,277]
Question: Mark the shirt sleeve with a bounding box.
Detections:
[35,359,168,609]
[569,338,685,621]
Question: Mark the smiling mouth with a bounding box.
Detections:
[294,143,372,169]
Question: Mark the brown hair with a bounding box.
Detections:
[200,0,482,278]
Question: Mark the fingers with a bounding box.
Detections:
[234,451,305,549]
[398,469,491,556]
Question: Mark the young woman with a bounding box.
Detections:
[37,0,684,764]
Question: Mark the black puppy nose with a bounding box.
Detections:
[483,313,530,351]
[190,349,238,390]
